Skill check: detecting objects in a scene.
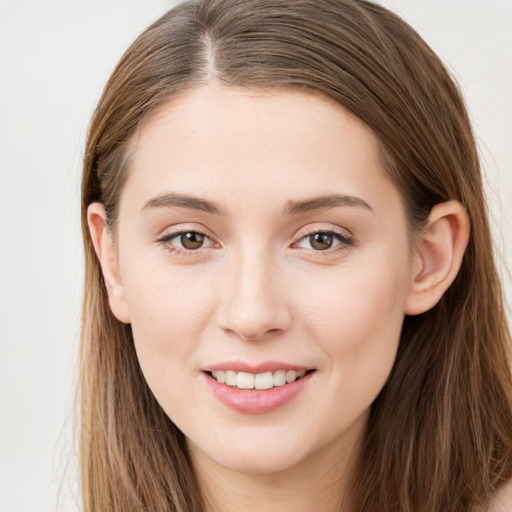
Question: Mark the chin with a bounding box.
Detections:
[188,429,314,475]
[212,448,307,475]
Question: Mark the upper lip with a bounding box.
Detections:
[204,360,312,374]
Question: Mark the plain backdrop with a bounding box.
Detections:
[0,1,510,511]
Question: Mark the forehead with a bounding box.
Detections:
[131,84,379,158]
[122,84,399,216]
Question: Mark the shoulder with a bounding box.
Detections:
[486,480,512,512]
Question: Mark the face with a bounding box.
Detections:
[106,85,416,474]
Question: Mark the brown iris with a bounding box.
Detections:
[309,232,334,250]
[180,232,205,250]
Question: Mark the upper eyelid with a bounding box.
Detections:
[155,224,354,248]
[156,223,215,239]
[294,231,353,247]
[295,224,354,240]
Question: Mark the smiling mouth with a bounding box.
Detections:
[208,369,315,390]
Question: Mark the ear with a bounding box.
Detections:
[404,200,470,316]
[87,203,131,323]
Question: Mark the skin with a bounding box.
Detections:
[89,84,469,512]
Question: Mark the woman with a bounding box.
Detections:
[79,0,512,510]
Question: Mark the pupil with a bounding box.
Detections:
[181,232,204,250]
[310,232,333,250]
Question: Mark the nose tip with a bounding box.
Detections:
[218,292,291,341]
[216,256,291,341]
[224,321,283,342]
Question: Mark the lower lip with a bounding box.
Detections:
[203,371,314,414]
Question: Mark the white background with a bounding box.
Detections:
[0,2,510,511]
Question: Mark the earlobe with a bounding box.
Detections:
[87,203,131,323]
[404,200,470,316]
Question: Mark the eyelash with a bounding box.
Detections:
[156,228,354,256]
[294,229,354,253]
[156,230,217,256]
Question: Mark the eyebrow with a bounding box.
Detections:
[141,192,223,215]
[141,192,373,216]
[283,194,373,215]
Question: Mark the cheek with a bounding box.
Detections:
[121,259,216,383]
[121,264,221,432]
[297,252,410,381]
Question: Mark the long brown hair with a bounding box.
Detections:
[79,1,512,510]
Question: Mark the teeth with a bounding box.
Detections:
[273,370,286,387]
[211,369,309,389]
[286,370,297,383]
[255,371,273,390]
[225,370,237,386]
[236,372,255,389]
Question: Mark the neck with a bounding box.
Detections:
[188,417,365,512]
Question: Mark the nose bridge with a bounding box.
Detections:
[218,241,290,340]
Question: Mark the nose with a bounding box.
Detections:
[216,247,292,341]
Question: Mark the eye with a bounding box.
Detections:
[159,230,216,252]
[295,230,353,251]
